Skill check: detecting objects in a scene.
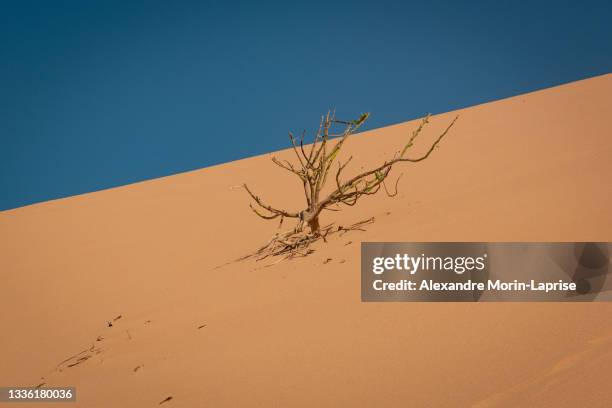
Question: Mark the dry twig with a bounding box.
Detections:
[242,111,457,260]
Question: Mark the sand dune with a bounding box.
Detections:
[1,73,611,407]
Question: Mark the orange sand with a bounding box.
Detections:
[1,74,611,407]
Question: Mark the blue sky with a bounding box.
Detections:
[1,0,611,211]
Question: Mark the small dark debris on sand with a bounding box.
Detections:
[197,324,207,330]
[67,355,91,368]
[323,258,332,264]
[133,365,142,372]
[159,396,173,405]
[345,241,352,246]
[56,346,98,372]
[107,315,122,327]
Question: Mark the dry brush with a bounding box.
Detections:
[241,111,457,261]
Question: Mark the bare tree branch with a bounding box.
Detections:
[241,110,457,260]
[243,183,300,219]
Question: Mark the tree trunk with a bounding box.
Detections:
[307,215,320,235]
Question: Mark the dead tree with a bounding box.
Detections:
[242,111,457,260]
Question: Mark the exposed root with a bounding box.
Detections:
[237,217,375,265]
